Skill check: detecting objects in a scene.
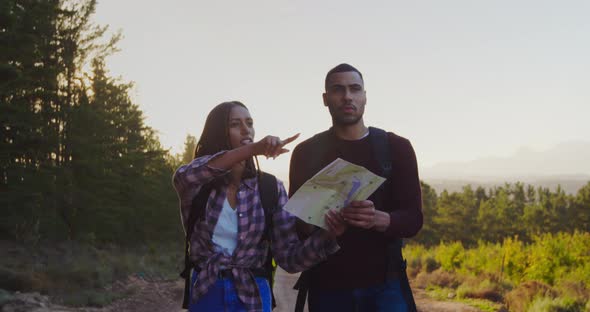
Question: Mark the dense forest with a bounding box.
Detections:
[1,0,180,245]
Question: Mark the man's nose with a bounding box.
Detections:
[344,88,353,101]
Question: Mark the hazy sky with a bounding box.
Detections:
[92,0,590,179]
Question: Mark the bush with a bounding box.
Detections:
[404,233,590,310]
[435,241,465,271]
[505,281,557,312]
[528,296,586,312]
[422,255,439,273]
[456,278,504,302]
[414,269,460,289]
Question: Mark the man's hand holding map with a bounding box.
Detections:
[283,158,386,230]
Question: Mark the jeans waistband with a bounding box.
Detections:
[195,268,269,279]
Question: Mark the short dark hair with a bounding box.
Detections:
[195,101,256,179]
[325,63,364,90]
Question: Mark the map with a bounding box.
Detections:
[283,158,386,229]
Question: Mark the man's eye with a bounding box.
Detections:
[230,122,240,127]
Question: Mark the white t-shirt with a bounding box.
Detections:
[211,197,238,256]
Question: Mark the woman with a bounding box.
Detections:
[173,101,345,312]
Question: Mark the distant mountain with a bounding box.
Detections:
[422,141,590,180]
[421,141,590,194]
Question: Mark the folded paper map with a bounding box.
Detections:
[283,158,386,229]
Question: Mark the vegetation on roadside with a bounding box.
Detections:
[0,241,183,307]
[406,232,590,312]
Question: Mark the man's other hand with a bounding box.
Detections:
[341,200,389,231]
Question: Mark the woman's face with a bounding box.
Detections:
[228,106,255,149]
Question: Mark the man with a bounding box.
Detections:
[289,63,423,312]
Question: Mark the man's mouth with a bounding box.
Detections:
[241,138,253,145]
[342,105,356,113]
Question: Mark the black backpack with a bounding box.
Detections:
[180,171,279,309]
[292,127,417,312]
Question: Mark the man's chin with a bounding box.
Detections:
[332,116,362,126]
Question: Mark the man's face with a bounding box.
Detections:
[323,71,366,126]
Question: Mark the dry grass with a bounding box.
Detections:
[456,275,512,303]
[504,280,557,312]
[415,268,461,289]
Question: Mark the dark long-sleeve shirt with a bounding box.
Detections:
[289,130,423,289]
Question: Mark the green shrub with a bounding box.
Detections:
[528,296,585,312]
[435,241,465,271]
[422,255,439,273]
[404,233,590,310]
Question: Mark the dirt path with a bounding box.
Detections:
[2,268,482,311]
[413,289,481,312]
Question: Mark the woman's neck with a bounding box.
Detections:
[229,161,246,186]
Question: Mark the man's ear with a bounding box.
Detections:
[322,93,328,107]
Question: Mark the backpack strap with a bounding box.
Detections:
[368,127,392,178]
[369,127,417,311]
[258,171,279,309]
[258,172,278,242]
[181,183,212,309]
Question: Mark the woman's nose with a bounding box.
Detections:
[240,123,251,134]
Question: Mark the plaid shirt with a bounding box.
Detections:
[173,151,339,312]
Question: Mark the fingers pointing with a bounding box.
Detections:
[280,133,300,146]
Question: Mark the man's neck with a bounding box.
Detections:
[332,121,369,141]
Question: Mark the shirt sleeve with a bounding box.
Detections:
[172,151,229,202]
[288,144,305,197]
[288,143,317,240]
[271,179,339,274]
[385,136,424,238]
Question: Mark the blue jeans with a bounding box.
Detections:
[189,271,271,312]
[308,279,408,312]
